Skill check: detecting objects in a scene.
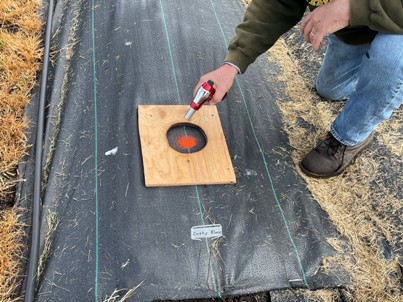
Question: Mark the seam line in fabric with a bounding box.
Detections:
[208,0,311,289]
[159,0,221,297]
[91,1,100,300]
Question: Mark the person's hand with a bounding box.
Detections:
[300,0,350,50]
[193,64,238,105]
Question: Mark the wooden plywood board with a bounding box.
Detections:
[138,105,236,187]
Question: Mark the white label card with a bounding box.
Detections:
[191,224,223,240]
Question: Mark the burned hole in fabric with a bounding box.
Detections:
[167,123,207,153]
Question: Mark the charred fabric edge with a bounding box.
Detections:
[23,0,55,301]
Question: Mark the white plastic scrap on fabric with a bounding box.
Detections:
[191,224,222,240]
[105,147,118,156]
[245,169,258,176]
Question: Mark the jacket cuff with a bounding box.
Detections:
[224,48,255,74]
[350,0,371,27]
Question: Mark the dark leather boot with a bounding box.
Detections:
[300,132,374,178]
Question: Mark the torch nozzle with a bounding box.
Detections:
[184,108,196,120]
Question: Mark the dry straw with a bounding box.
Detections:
[0,209,25,302]
[269,38,402,302]
[0,0,42,300]
[0,0,42,203]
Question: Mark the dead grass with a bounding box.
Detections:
[268,38,402,302]
[102,281,145,302]
[0,209,25,302]
[0,0,42,300]
[0,0,42,204]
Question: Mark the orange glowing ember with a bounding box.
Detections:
[177,135,197,149]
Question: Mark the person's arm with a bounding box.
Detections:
[350,0,403,33]
[226,0,307,74]
[194,0,307,104]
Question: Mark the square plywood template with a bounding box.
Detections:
[138,105,236,187]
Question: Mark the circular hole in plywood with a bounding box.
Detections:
[167,123,207,154]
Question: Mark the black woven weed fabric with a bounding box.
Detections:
[17,0,348,301]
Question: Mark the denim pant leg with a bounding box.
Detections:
[331,33,403,146]
[316,34,370,101]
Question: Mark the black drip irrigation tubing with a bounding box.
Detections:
[24,0,54,301]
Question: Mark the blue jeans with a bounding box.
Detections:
[315,33,403,146]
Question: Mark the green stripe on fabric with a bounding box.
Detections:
[91,0,100,300]
[158,0,221,297]
[208,0,311,289]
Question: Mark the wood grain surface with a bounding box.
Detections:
[138,105,236,187]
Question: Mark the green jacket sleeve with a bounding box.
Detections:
[225,0,307,73]
[350,0,403,33]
